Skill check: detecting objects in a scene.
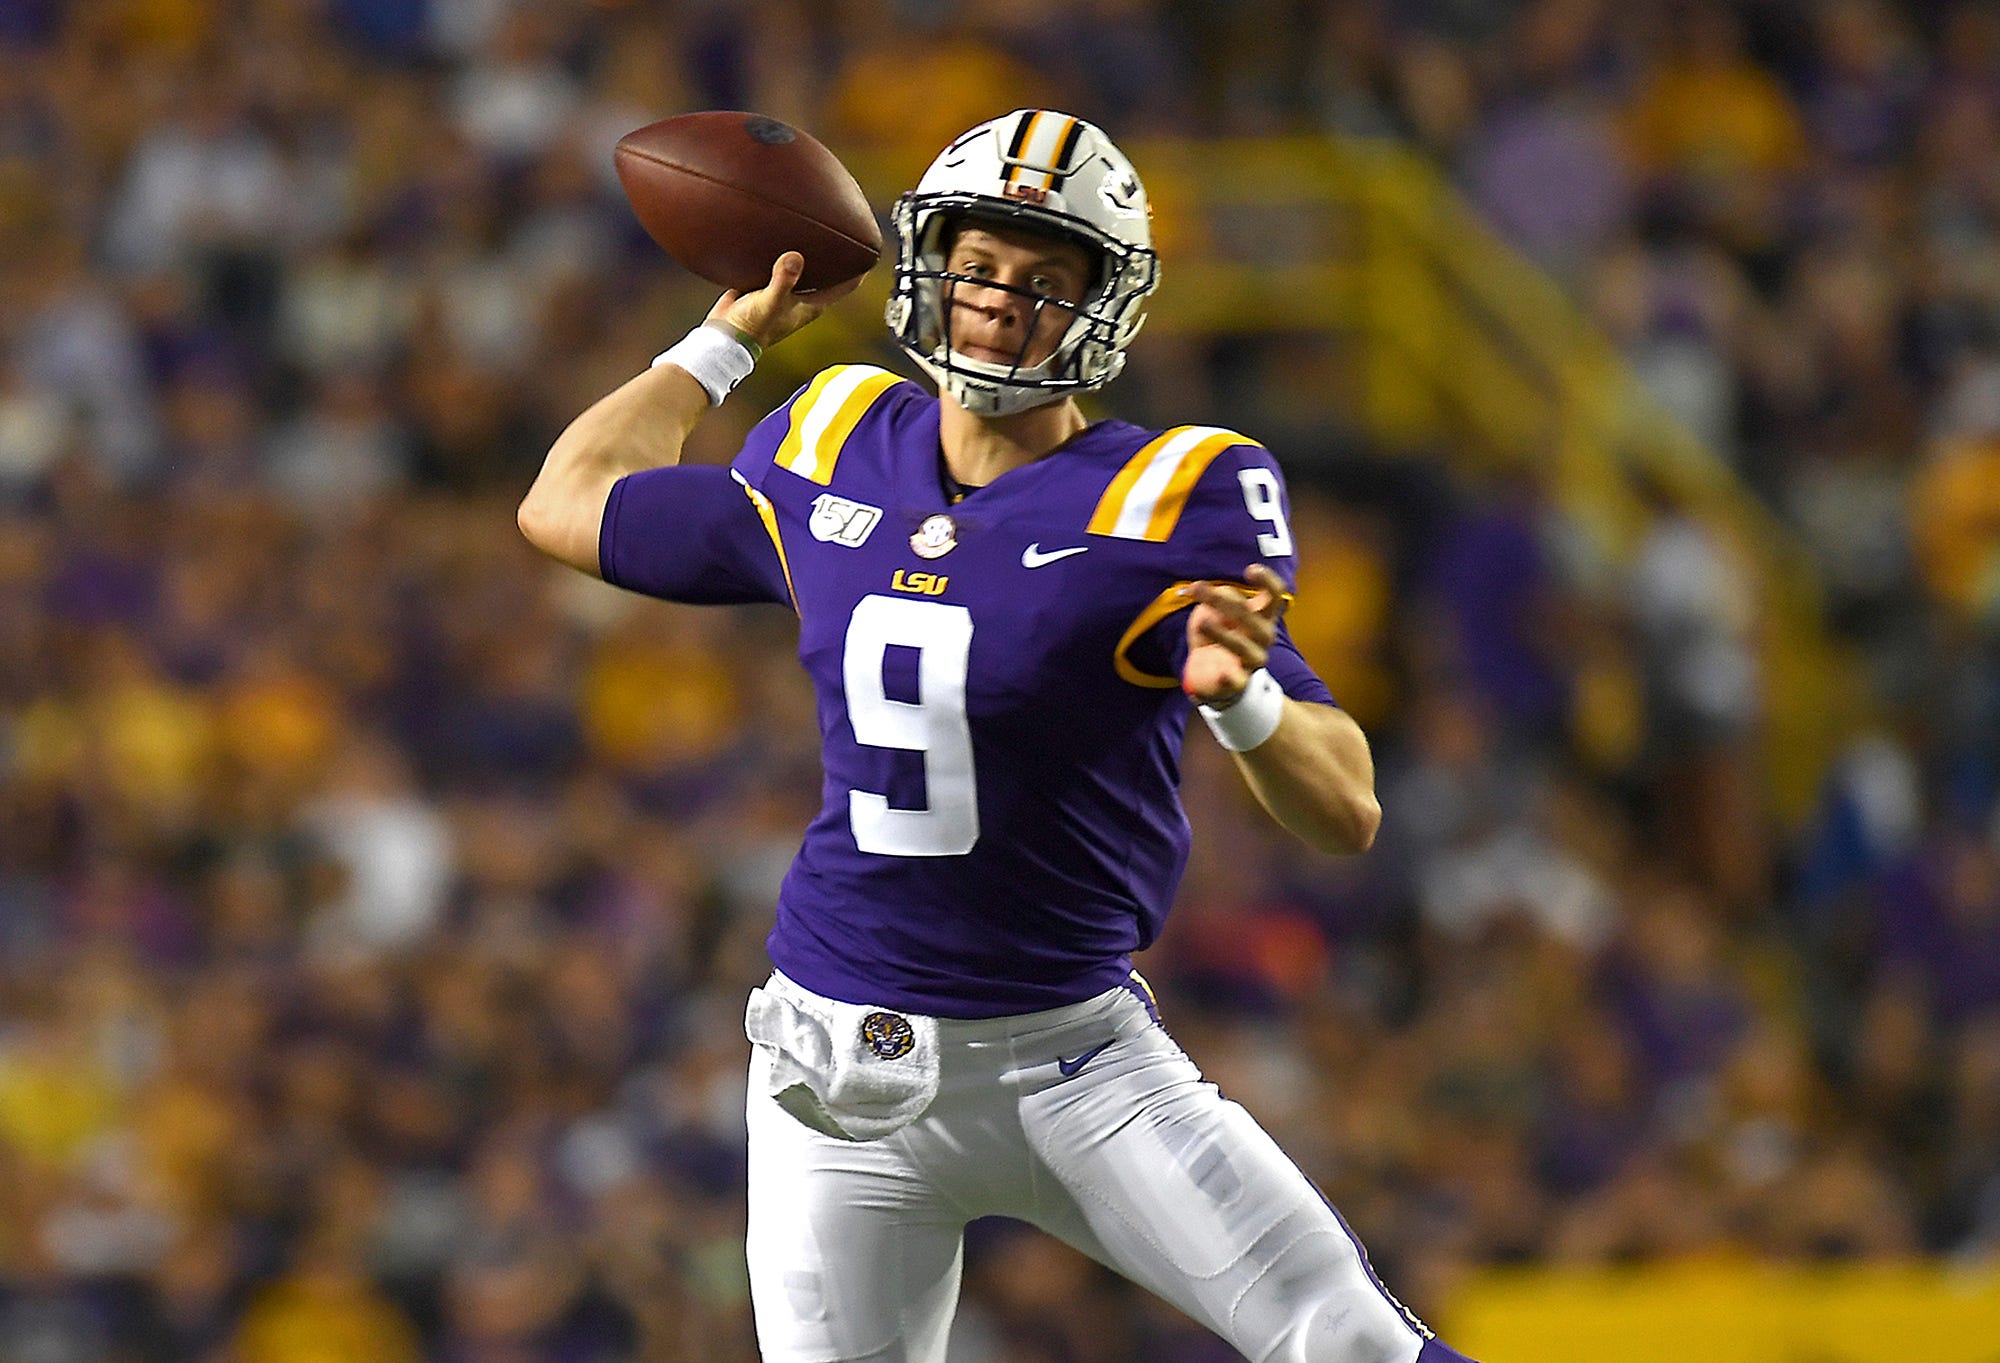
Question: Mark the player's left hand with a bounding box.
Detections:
[1182,563,1289,708]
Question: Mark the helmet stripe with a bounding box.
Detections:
[1003,112,1081,193]
[1054,117,1086,172]
[1006,111,1042,189]
[1005,110,1036,159]
[1023,113,1070,166]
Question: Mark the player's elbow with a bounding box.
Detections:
[516,484,600,577]
[1340,791,1382,855]
[516,487,558,555]
[1305,789,1379,856]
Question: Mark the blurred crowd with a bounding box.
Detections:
[2,1,1999,1361]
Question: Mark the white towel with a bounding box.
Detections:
[744,973,940,1142]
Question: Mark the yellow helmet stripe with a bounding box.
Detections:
[1005,110,1038,160]
[1022,112,1075,166]
[774,366,904,485]
[1004,110,1043,187]
[1004,111,1078,192]
[1087,425,1257,541]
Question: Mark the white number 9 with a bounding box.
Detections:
[842,595,979,856]
[1237,468,1293,557]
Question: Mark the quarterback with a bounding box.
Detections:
[520,111,1475,1363]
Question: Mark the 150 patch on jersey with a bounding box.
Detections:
[809,493,883,547]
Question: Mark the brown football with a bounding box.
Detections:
[613,112,881,294]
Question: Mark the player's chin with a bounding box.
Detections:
[957,343,1020,365]
[953,333,1035,367]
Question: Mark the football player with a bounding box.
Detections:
[519,110,1476,1363]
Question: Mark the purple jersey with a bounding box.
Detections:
[600,365,1334,1017]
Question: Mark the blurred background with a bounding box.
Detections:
[2,0,1999,1359]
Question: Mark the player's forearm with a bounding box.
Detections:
[1232,700,1380,855]
[517,363,711,574]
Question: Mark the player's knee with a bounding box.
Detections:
[1266,1291,1483,1363]
[1266,1304,1419,1363]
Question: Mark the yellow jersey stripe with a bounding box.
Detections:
[1112,580,1199,688]
[1142,429,1245,540]
[772,368,843,480]
[1111,577,1296,688]
[806,369,902,483]
[1088,426,1259,542]
[775,366,903,486]
[1087,428,1182,536]
[730,470,797,613]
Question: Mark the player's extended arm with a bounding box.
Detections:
[1183,565,1381,856]
[516,252,856,575]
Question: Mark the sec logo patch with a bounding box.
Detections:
[910,513,957,559]
[860,1011,915,1060]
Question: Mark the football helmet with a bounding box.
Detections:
[886,110,1160,417]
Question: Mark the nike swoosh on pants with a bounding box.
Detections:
[1056,1040,1114,1077]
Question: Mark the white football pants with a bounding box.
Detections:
[744,976,1433,1363]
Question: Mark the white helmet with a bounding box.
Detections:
[885,110,1160,417]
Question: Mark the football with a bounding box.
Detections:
[613,111,882,294]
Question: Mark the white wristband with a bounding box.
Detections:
[1198,668,1285,751]
[652,323,758,406]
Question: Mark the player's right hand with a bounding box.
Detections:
[708,252,862,351]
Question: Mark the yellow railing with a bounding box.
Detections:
[831,137,1857,819]
[1328,136,1859,820]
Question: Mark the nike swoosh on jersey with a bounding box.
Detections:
[1055,1039,1114,1077]
[1022,543,1090,568]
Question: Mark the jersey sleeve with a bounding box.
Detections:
[1178,445,1335,704]
[1112,437,1337,705]
[730,365,912,496]
[726,378,802,495]
[1129,616,1336,707]
[1169,441,1300,584]
[599,366,913,606]
[598,463,791,605]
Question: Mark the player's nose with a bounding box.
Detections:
[958,282,1026,330]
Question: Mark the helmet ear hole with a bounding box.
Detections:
[918,210,955,262]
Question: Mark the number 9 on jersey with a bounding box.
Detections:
[842,596,980,856]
